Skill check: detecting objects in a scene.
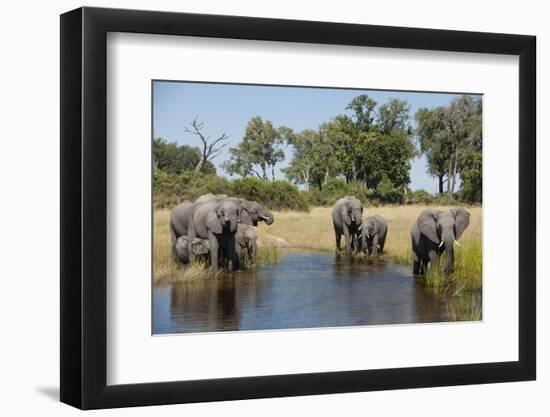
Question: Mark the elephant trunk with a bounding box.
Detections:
[442,233,455,273]
[263,211,274,225]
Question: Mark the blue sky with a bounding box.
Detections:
[153,81,480,193]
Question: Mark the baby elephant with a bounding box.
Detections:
[235,224,257,270]
[360,215,388,257]
[174,236,210,264]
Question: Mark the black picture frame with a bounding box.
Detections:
[60,6,536,410]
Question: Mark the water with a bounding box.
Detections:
[153,251,480,334]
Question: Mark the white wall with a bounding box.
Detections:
[0,0,545,415]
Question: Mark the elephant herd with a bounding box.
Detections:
[332,196,470,274]
[170,194,274,271]
[169,193,471,275]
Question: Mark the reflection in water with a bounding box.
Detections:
[153,251,481,334]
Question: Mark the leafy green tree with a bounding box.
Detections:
[223,116,289,180]
[377,98,412,135]
[415,107,450,194]
[153,138,216,175]
[458,98,483,202]
[346,94,377,131]
[284,94,416,194]
[415,95,482,200]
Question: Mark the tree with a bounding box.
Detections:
[415,95,482,199]
[415,107,450,194]
[458,98,483,202]
[153,138,216,175]
[183,117,230,172]
[346,94,377,131]
[377,98,411,135]
[284,94,416,193]
[283,125,346,190]
[223,116,288,180]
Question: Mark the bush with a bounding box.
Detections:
[153,170,308,211]
[231,177,308,211]
[431,193,459,206]
[375,175,404,204]
[153,170,232,208]
[304,179,374,207]
[405,189,434,205]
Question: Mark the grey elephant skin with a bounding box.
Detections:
[235,223,257,270]
[361,215,388,257]
[169,200,194,257]
[187,199,240,270]
[195,193,274,226]
[174,236,210,264]
[411,207,470,274]
[169,197,239,260]
[331,196,364,256]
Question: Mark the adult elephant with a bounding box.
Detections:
[169,200,194,259]
[331,196,364,256]
[188,199,240,270]
[238,199,274,226]
[411,207,470,274]
[194,194,274,227]
[361,215,388,257]
[235,223,257,270]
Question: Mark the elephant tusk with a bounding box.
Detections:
[439,241,444,248]
[454,240,461,246]
[261,216,269,221]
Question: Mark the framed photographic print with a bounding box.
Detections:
[60,6,536,409]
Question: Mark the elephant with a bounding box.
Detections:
[411,207,470,275]
[238,199,274,226]
[174,236,210,264]
[360,215,388,257]
[331,196,364,256]
[194,194,274,227]
[169,200,195,259]
[235,223,258,270]
[187,199,240,270]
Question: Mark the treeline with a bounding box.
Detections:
[153,93,482,210]
[154,170,467,211]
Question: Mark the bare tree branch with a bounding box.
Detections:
[183,116,230,172]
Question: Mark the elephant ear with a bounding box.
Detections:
[341,203,352,226]
[178,236,190,249]
[207,209,223,234]
[417,210,442,244]
[451,207,470,239]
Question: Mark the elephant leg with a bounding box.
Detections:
[343,226,351,256]
[235,244,244,270]
[208,233,219,271]
[226,234,237,271]
[335,228,342,252]
[412,250,420,274]
[372,235,379,257]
